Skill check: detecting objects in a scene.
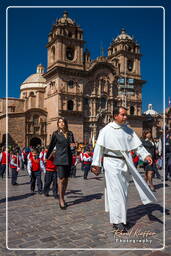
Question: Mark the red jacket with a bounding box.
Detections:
[10,155,19,169]
[83,152,92,165]
[45,156,56,172]
[30,155,41,171]
[1,152,10,165]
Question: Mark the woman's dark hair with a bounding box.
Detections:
[113,106,128,117]
[57,117,68,133]
[142,129,154,140]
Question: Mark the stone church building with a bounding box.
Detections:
[0,11,147,147]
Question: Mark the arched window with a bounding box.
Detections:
[33,115,39,125]
[127,59,133,71]
[130,106,135,115]
[29,91,34,97]
[68,32,72,38]
[67,100,74,111]
[67,80,74,88]
[51,46,55,62]
[66,47,74,60]
[101,97,106,109]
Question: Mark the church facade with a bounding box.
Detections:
[0,12,146,147]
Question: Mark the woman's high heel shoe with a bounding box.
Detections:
[59,202,67,210]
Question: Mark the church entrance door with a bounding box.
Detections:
[29,137,42,147]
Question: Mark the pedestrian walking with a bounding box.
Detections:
[83,147,93,180]
[21,148,28,171]
[165,132,171,181]
[91,106,157,232]
[44,150,58,198]
[142,130,157,192]
[39,146,48,163]
[46,117,75,210]
[27,148,45,194]
[10,149,20,185]
[0,147,10,178]
[70,153,78,178]
[79,148,85,172]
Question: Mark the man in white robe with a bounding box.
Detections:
[91,106,157,232]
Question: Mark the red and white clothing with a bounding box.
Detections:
[21,151,27,161]
[82,152,92,165]
[39,150,48,163]
[27,152,33,160]
[27,155,45,176]
[0,151,10,165]
[45,154,56,172]
[44,154,58,197]
[10,154,20,171]
[79,152,84,162]
[72,155,79,166]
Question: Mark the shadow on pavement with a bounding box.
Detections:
[127,203,170,229]
[65,189,83,196]
[68,192,103,206]
[0,192,35,204]
[155,183,169,190]
[88,176,103,181]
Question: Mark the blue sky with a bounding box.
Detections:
[1,0,170,113]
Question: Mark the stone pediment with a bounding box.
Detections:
[87,58,116,74]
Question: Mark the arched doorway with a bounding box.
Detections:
[30,137,42,147]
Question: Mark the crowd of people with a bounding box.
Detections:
[0,110,171,232]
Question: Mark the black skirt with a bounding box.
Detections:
[143,162,156,172]
[56,165,70,179]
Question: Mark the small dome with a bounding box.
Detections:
[20,65,46,90]
[114,28,133,42]
[144,104,158,116]
[57,11,75,26]
[22,73,46,84]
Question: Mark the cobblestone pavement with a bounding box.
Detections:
[0,165,171,256]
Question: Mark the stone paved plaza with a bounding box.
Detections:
[0,165,171,256]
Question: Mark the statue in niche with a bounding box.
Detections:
[60,83,65,93]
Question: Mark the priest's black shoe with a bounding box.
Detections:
[113,223,128,233]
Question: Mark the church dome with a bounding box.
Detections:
[20,64,46,90]
[56,11,76,26]
[144,104,158,116]
[23,73,46,84]
[114,28,133,42]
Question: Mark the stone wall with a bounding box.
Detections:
[8,113,25,147]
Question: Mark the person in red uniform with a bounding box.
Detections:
[10,149,20,185]
[39,146,48,164]
[21,148,28,171]
[44,150,58,198]
[0,147,10,178]
[70,153,78,178]
[27,148,45,194]
[83,147,93,180]
[131,151,139,168]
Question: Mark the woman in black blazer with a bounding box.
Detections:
[142,130,156,192]
[46,117,75,209]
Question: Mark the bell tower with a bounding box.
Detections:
[108,28,145,118]
[44,12,85,143]
[46,11,84,71]
[108,28,141,78]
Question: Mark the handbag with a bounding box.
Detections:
[91,166,101,176]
